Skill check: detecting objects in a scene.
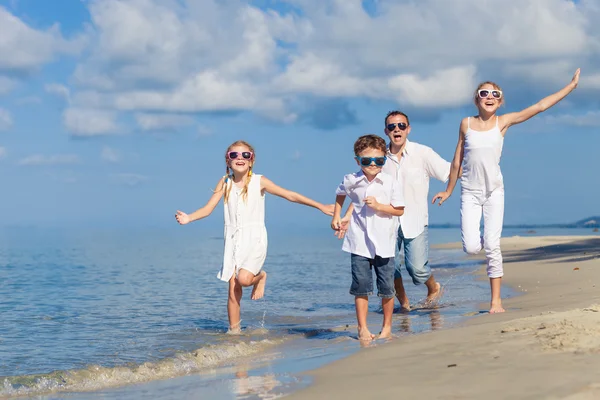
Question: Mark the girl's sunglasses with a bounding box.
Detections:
[386,122,408,131]
[228,151,253,160]
[356,156,386,167]
[478,89,502,99]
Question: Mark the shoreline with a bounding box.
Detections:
[288,235,600,399]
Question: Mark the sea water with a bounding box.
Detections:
[0,226,597,398]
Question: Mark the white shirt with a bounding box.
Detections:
[381,140,451,239]
[336,171,405,259]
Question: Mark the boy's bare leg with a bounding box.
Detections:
[394,278,410,312]
[379,297,394,339]
[355,296,375,341]
[489,277,505,313]
[227,276,243,333]
[424,275,443,304]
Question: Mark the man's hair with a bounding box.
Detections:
[354,134,387,156]
[384,110,410,127]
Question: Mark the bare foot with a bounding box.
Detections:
[489,300,505,314]
[397,294,411,313]
[251,271,267,300]
[378,326,392,339]
[424,282,443,306]
[358,327,376,342]
[227,326,242,335]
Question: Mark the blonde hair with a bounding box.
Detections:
[474,81,504,106]
[223,140,255,204]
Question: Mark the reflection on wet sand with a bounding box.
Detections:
[233,365,282,399]
[398,310,443,334]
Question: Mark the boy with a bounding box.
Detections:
[332,134,405,341]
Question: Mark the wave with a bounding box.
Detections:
[1,337,285,399]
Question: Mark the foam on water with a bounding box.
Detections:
[0,338,285,398]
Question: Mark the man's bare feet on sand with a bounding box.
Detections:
[424,282,443,306]
[397,294,411,313]
[358,327,376,341]
[251,271,267,300]
[489,300,505,314]
[378,326,393,339]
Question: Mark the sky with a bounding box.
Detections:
[0,0,599,230]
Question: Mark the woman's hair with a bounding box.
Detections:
[474,81,504,106]
[354,134,387,156]
[223,140,255,204]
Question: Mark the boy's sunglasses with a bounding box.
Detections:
[478,89,502,99]
[386,122,408,131]
[228,151,253,160]
[356,156,387,167]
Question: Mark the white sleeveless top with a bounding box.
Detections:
[217,174,268,282]
[461,116,504,194]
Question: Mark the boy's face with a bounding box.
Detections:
[355,147,386,179]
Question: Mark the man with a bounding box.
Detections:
[382,110,451,311]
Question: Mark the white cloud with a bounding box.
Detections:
[53,0,600,126]
[0,108,12,130]
[45,83,71,102]
[0,6,86,72]
[110,173,148,186]
[134,113,195,131]
[541,111,600,128]
[101,146,120,163]
[63,108,120,137]
[0,146,6,159]
[18,154,81,166]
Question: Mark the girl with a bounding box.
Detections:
[175,140,334,333]
[432,69,580,314]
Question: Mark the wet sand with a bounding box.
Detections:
[288,236,600,400]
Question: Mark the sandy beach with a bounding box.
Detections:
[288,236,600,400]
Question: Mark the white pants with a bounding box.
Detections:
[460,187,505,278]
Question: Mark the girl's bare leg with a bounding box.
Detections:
[355,296,375,341]
[489,277,505,313]
[227,276,243,333]
[237,269,268,300]
[379,297,394,339]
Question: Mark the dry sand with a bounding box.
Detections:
[288,236,600,400]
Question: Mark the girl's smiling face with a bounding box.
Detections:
[227,144,254,175]
[475,82,503,115]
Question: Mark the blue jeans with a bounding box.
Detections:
[394,225,431,285]
[350,254,396,298]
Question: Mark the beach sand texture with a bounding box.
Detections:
[288,236,600,400]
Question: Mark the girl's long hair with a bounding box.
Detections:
[223,140,255,204]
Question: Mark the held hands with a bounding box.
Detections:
[431,191,451,206]
[175,210,191,225]
[331,214,350,239]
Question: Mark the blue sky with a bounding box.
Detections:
[0,0,599,230]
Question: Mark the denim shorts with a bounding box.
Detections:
[350,254,396,298]
[394,225,431,285]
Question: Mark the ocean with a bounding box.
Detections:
[1,226,598,399]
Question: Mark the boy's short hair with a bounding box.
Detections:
[385,110,410,126]
[354,134,387,156]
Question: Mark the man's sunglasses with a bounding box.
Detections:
[228,151,253,160]
[478,89,502,99]
[356,156,387,167]
[386,122,408,131]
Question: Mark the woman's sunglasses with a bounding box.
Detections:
[228,151,253,160]
[386,122,408,131]
[356,156,387,167]
[478,89,502,99]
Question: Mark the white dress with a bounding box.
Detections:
[217,174,268,282]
